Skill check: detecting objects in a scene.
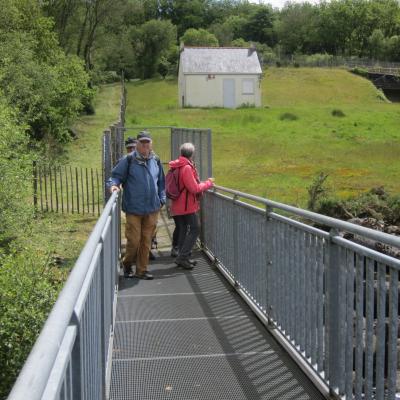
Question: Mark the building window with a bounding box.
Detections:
[242,79,254,94]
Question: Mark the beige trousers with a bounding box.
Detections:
[123,211,159,275]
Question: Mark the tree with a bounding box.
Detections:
[368,29,387,60]
[159,0,207,37]
[181,28,219,47]
[387,35,400,61]
[131,19,177,79]
[209,22,234,46]
[243,5,277,47]
[158,57,170,79]
[0,0,92,146]
[277,3,320,55]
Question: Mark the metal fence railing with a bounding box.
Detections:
[7,192,120,400]
[201,185,400,400]
[109,126,213,178]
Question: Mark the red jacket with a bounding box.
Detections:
[169,156,214,216]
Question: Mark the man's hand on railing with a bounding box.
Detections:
[110,185,120,193]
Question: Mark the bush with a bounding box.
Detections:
[316,197,349,219]
[331,109,346,117]
[387,195,400,224]
[0,250,64,398]
[279,112,298,121]
[238,102,256,109]
[303,53,334,67]
[0,97,33,244]
[350,67,369,78]
[307,172,329,211]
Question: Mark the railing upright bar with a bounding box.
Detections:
[326,229,341,392]
[387,269,399,399]
[375,263,386,400]
[354,254,364,398]
[345,249,355,399]
[364,258,375,399]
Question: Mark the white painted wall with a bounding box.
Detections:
[180,74,261,108]
[178,63,185,107]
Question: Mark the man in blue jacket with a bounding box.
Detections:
[110,131,166,280]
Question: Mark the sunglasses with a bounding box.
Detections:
[139,140,151,144]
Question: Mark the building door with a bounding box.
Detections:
[223,79,235,108]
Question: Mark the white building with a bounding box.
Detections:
[178,47,262,109]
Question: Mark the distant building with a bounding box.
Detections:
[178,46,262,109]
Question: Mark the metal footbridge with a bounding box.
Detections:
[8,184,400,400]
[7,125,400,400]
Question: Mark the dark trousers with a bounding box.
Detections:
[175,213,200,261]
[172,216,180,248]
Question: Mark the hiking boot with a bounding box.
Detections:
[175,259,194,270]
[170,247,179,257]
[134,272,154,280]
[123,265,134,278]
[188,259,197,266]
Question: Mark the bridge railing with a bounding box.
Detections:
[202,185,400,400]
[7,192,120,400]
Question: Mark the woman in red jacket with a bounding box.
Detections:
[169,143,214,269]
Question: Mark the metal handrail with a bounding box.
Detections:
[213,185,400,249]
[7,192,119,400]
[202,186,400,399]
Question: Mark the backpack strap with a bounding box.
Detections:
[121,154,133,187]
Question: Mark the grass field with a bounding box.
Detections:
[125,68,400,206]
[65,83,122,169]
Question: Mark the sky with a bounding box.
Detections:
[250,0,321,10]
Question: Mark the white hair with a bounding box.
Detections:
[180,142,195,158]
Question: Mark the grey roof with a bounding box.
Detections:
[180,47,262,75]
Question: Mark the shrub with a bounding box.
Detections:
[279,112,298,121]
[350,67,369,78]
[387,195,400,224]
[331,109,346,117]
[0,250,64,398]
[238,103,256,109]
[303,53,334,67]
[316,197,349,219]
[307,172,329,211]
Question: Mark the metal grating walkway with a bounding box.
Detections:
[109,244,326,400]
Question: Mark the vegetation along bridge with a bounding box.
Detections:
[7,128,400,400]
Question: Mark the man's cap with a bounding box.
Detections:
[125,137,137,148]
[137,131,152,142]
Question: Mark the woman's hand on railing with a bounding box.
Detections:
[110,185,120,193]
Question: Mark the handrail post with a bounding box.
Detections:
[70,312,82,399]
[326,228,341,395]
[232,194,239,287]
[265,205,274,326]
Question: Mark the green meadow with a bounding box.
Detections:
[125,68,400,206]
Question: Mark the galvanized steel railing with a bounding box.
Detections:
[201,185,400,400]
[7,192,120,400]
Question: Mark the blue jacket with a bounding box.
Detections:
[110,152,166,215]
